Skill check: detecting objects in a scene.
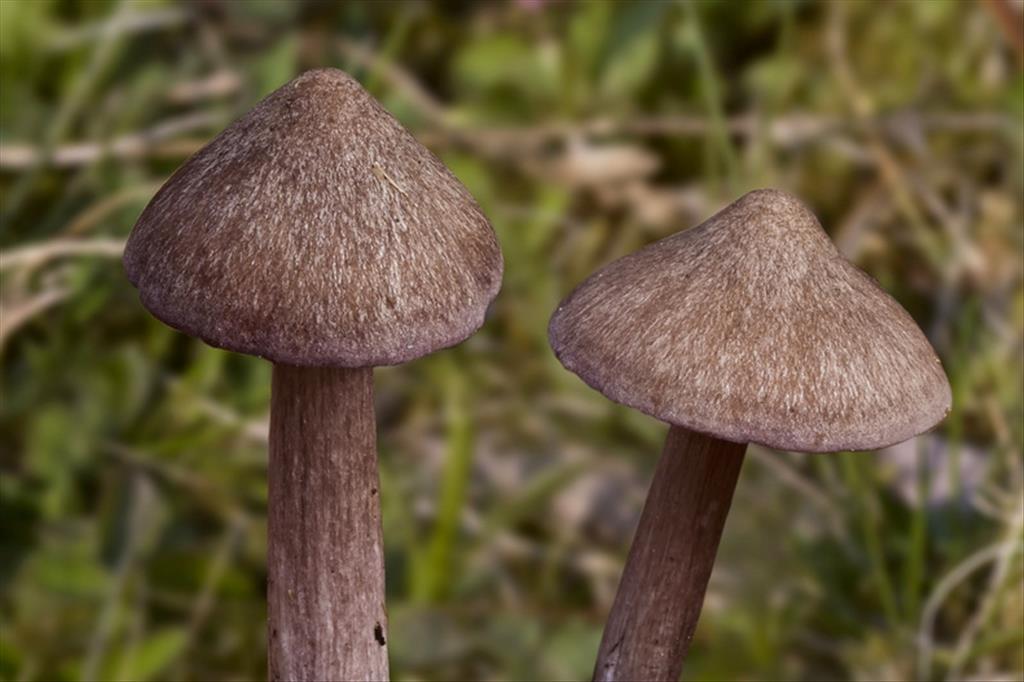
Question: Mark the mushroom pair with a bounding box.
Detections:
[549,189,952,681]
[124,70,502,681]
[126,69,951,682]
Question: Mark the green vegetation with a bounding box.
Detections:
[1,1,1022,680]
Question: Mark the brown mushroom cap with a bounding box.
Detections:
[124,69,502,367]
[549,189,951,452]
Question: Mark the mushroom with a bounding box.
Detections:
[124,69,503,681]
[548,189,951,681]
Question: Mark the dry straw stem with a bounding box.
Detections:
[0,112,218,170]
[0,239,126,351]
[0,287,71,349]
[0,238,125,272]
[47,6,188,52]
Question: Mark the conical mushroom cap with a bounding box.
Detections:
[124,69,502,367]
[549,189,951,452]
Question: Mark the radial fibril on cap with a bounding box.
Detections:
[549,189,951,452]
[124,68,502,368]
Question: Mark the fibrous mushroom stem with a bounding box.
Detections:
[268,365,388,682]
[593,426,746,682]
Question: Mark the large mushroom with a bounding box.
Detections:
[548,189,950,681]
[124,69,503,681]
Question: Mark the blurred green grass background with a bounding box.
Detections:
[1,1,1022,680]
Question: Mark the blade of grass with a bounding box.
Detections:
[683,2,740,193]
[840,452,901,628]
[917,539,1023,680]
[411,357,474,603]
[903,437,931,621]
[362,11,413,96]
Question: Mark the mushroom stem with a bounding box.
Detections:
[268,364,389,682]
[593,426,746,682]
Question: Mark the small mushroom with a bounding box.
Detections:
[548,189,950,681]
[124,69,502,682]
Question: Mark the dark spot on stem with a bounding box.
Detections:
[374,622,386,646]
